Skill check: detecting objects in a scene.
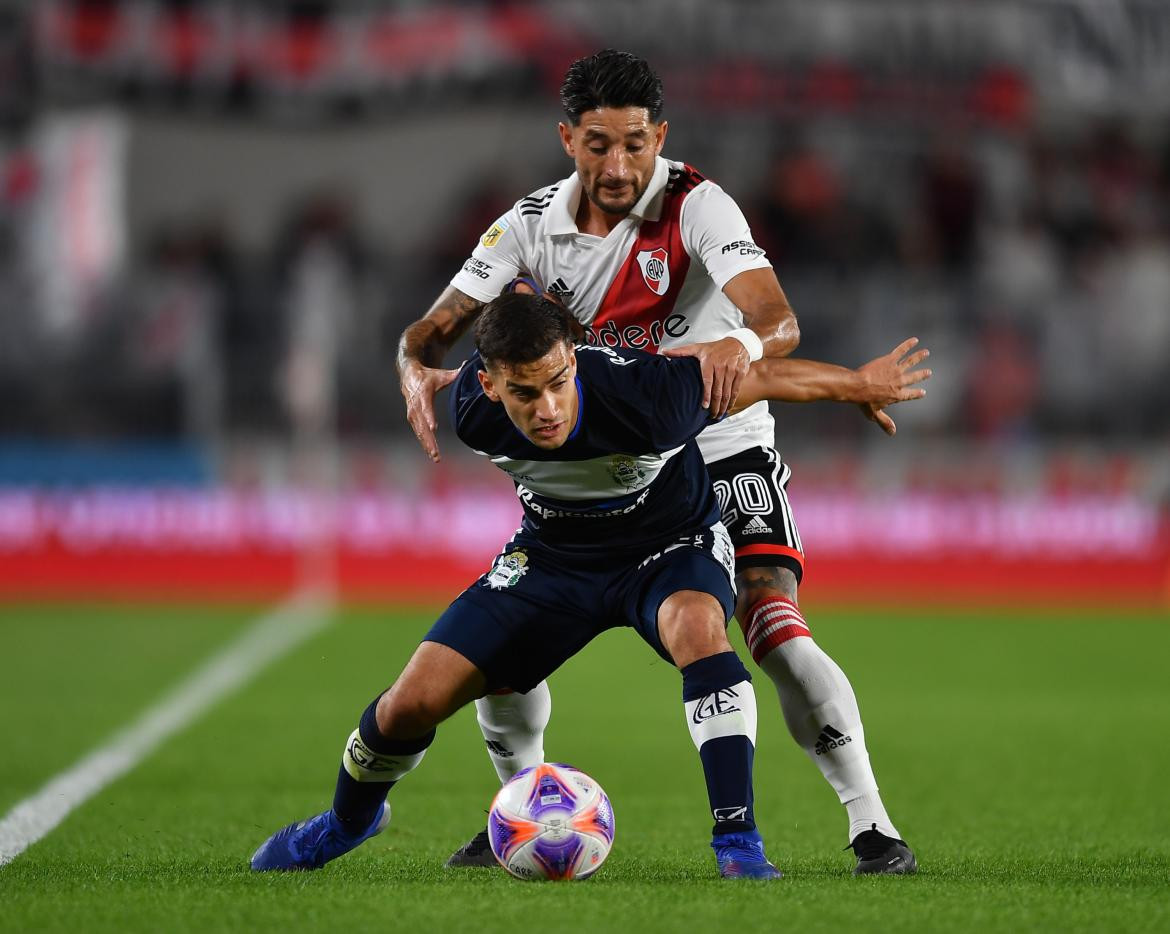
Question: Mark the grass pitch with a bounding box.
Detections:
[1,601,1167,933]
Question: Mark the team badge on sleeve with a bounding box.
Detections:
[487,549,529,590]
[482,218,510,248]
[636,248,670,295]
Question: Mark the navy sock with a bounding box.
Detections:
[699,737,756,835]
[681,652,757,836]
[331,695,434,835]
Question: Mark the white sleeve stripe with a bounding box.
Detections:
[747,606,806,631]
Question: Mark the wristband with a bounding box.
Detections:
[725,327,764,363]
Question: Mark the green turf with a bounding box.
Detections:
[1,603,1168,933]
[0,604,257,816]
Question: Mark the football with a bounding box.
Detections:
[487,763,615,881]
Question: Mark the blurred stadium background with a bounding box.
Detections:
[0,0,1167,606]
[3,7,1169,929]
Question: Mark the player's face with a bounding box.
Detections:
[479,343,579,449]
[559,108,667,217]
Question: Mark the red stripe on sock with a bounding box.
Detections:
[744,597,810,664]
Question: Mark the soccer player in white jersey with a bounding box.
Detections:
[399,50,919,875]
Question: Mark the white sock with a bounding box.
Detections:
[474,681,551,783]
[341,729,426,782]
[845,791,898,844]
[743,596,900,842]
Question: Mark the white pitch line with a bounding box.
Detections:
[0,590,333,867]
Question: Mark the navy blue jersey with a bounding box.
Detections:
[450,344,720,554]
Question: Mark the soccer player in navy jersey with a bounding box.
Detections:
[252,294,928,879]
[400,50,922,874]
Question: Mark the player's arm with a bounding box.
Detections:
[729,338,932,436]
[663,267,800,419]
[662,184,800,418]
[722,266,800,359]
[400,205,531,461]
[397,286,487,462]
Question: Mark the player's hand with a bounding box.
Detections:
[855,337,931,437]
[856,337,931,406]
[859,403,899,436]
[400,360,460,462]
[661,337,751,418]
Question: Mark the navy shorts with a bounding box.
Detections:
[423,523,736,693]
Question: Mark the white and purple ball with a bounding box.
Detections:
[487,763,615,881]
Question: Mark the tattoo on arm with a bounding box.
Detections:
[397,289,485,372]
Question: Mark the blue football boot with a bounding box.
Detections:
[250,802,390,871]
[712,828,783,880]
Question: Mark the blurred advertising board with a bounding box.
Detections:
[0,486,1166,606]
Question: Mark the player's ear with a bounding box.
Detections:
[558,121,574,157]
[477,368,501,403]
[654,120,668,155]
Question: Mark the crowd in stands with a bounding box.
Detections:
[0,115,1167,448]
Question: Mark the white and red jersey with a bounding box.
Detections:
[450,156,776,463]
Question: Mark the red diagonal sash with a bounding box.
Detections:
[587,165,705,352]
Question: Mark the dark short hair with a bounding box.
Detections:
[475,292,575,370]
[560,49,664,125]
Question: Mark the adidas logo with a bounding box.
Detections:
[742,515,772,535]
[547,277,575,300]
[814,724,853,756]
